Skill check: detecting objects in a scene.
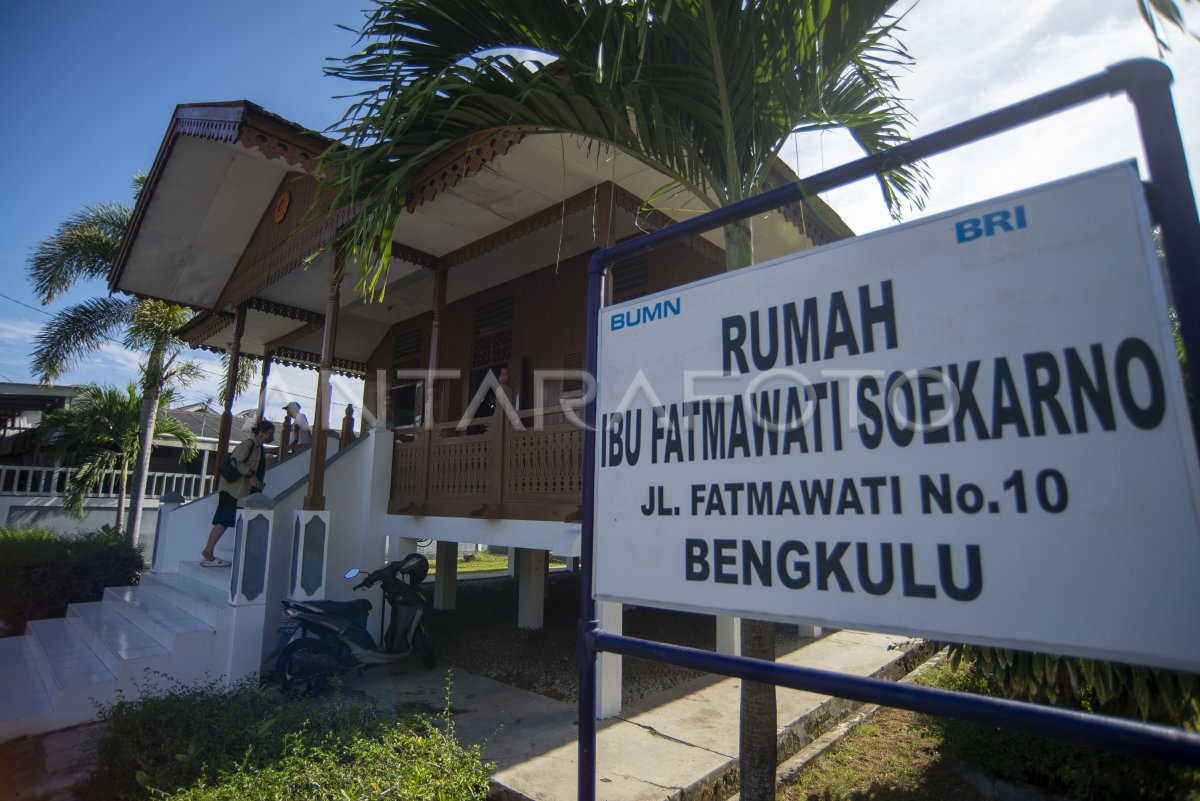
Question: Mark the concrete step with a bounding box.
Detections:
[179,559,235,593]
[66,603,168,677]
[103,586,213,649]
[25,618,115,694]
[139,572,228,626]
[0,637,53,722]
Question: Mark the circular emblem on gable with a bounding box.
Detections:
[274,190,291,223]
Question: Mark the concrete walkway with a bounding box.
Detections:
[359,630,930,801]
[0,630,929,800]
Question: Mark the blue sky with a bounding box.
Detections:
[0,0,1196,417]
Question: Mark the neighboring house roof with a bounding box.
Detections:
[161,405,257,448]
[0,383,79,430]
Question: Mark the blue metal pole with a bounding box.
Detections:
[590,631,1200,766]
[1117,59,1200,421]
[600,59,1161,267]
[576,250,607,801]
[575,57,1200,790]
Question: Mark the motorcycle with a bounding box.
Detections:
[268,553,436,695]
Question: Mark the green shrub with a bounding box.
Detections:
[946,644,1200,726]
[927,658,1200,800]
[0,526,143,633]
[161,716,492,801]
[83,673,491,801]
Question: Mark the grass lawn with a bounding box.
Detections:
[780,659,1199,801]
[428,551,509,575]
[780,703,984,801]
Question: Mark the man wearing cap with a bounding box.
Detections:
[282,401,312,448]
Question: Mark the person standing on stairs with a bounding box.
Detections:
[282,401,312,449]
[201,419,274,567]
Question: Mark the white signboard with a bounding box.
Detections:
[594,163,1200,672]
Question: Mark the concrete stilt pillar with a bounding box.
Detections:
[516,547,546,629]
[716,615,741,655]
[798,624,823,639]
[434,540,458,610]
[596,600,623,718]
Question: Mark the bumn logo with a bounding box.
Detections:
[610,297,681,332]
[955,205,1028,243]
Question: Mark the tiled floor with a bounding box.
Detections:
[68,604,167,667]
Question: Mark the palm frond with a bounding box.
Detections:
[151,413,200,463]
[316,0,925,295]
[27,202,132,304]
[31,298,135,383]
[1138,0,1199,54]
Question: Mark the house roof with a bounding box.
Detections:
[109,100,852,368]
[0,383,79,429]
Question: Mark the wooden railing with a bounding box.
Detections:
[390,405,584,521]
[0,466,214,500]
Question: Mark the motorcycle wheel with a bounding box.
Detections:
[414,626,436,668]
[276,638,332,697]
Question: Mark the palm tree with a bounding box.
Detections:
[316,2,929,797]
[36,383,197,531]
[29,173,206,547]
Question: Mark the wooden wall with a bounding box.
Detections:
[363,234,724,426]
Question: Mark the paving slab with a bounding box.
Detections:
[357,629,928,801]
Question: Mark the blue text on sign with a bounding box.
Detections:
[955,205,1028,243]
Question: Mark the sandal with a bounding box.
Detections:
[200,557,232,568]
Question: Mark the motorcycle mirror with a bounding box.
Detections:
[344,568,362,579]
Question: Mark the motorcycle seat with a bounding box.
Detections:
[296,599,372,629]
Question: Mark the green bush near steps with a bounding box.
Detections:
[82,673,492,801]
[0,526,143,634]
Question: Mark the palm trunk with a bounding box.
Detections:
[114,463,127,534]
[126,342,166,548]
[724,218,779,801]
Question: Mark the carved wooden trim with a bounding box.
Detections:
[611,184,727,264]
[247,297,323,325]
[175,117,240,143]
[405,131,525,212]
[237,125,319,171]
[440,187,597,270]
[274,346,367,377]
[391,240,438,270]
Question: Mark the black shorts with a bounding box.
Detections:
[212,491,238,527]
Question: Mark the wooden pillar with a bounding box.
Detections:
[304,261,342,511]
[420,263,447,503]
[423,262,447,429]
[216,304,247,466]
[596,181,617,305]
[256,350,273,422]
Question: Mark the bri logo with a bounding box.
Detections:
[610,297,681,332]
[954,204,1028,243]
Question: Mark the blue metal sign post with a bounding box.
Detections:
[578,59,1200,801]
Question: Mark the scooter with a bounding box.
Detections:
[268,553,436,695]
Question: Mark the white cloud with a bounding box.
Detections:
[785,0,1200,236]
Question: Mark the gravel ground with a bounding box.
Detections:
[423,570,807,706]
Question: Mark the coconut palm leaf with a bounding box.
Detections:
[31,297,135,384]
[1138,0,1198,53]
[28,202,132,304]
[37,383,197,522]
[318,0,927,293]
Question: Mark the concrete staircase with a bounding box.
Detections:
[0,555,236,743]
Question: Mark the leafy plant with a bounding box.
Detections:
[0,526,143,633]
[947,644,1200,726]
[83,671,492,801]
[930,658,1200,800]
